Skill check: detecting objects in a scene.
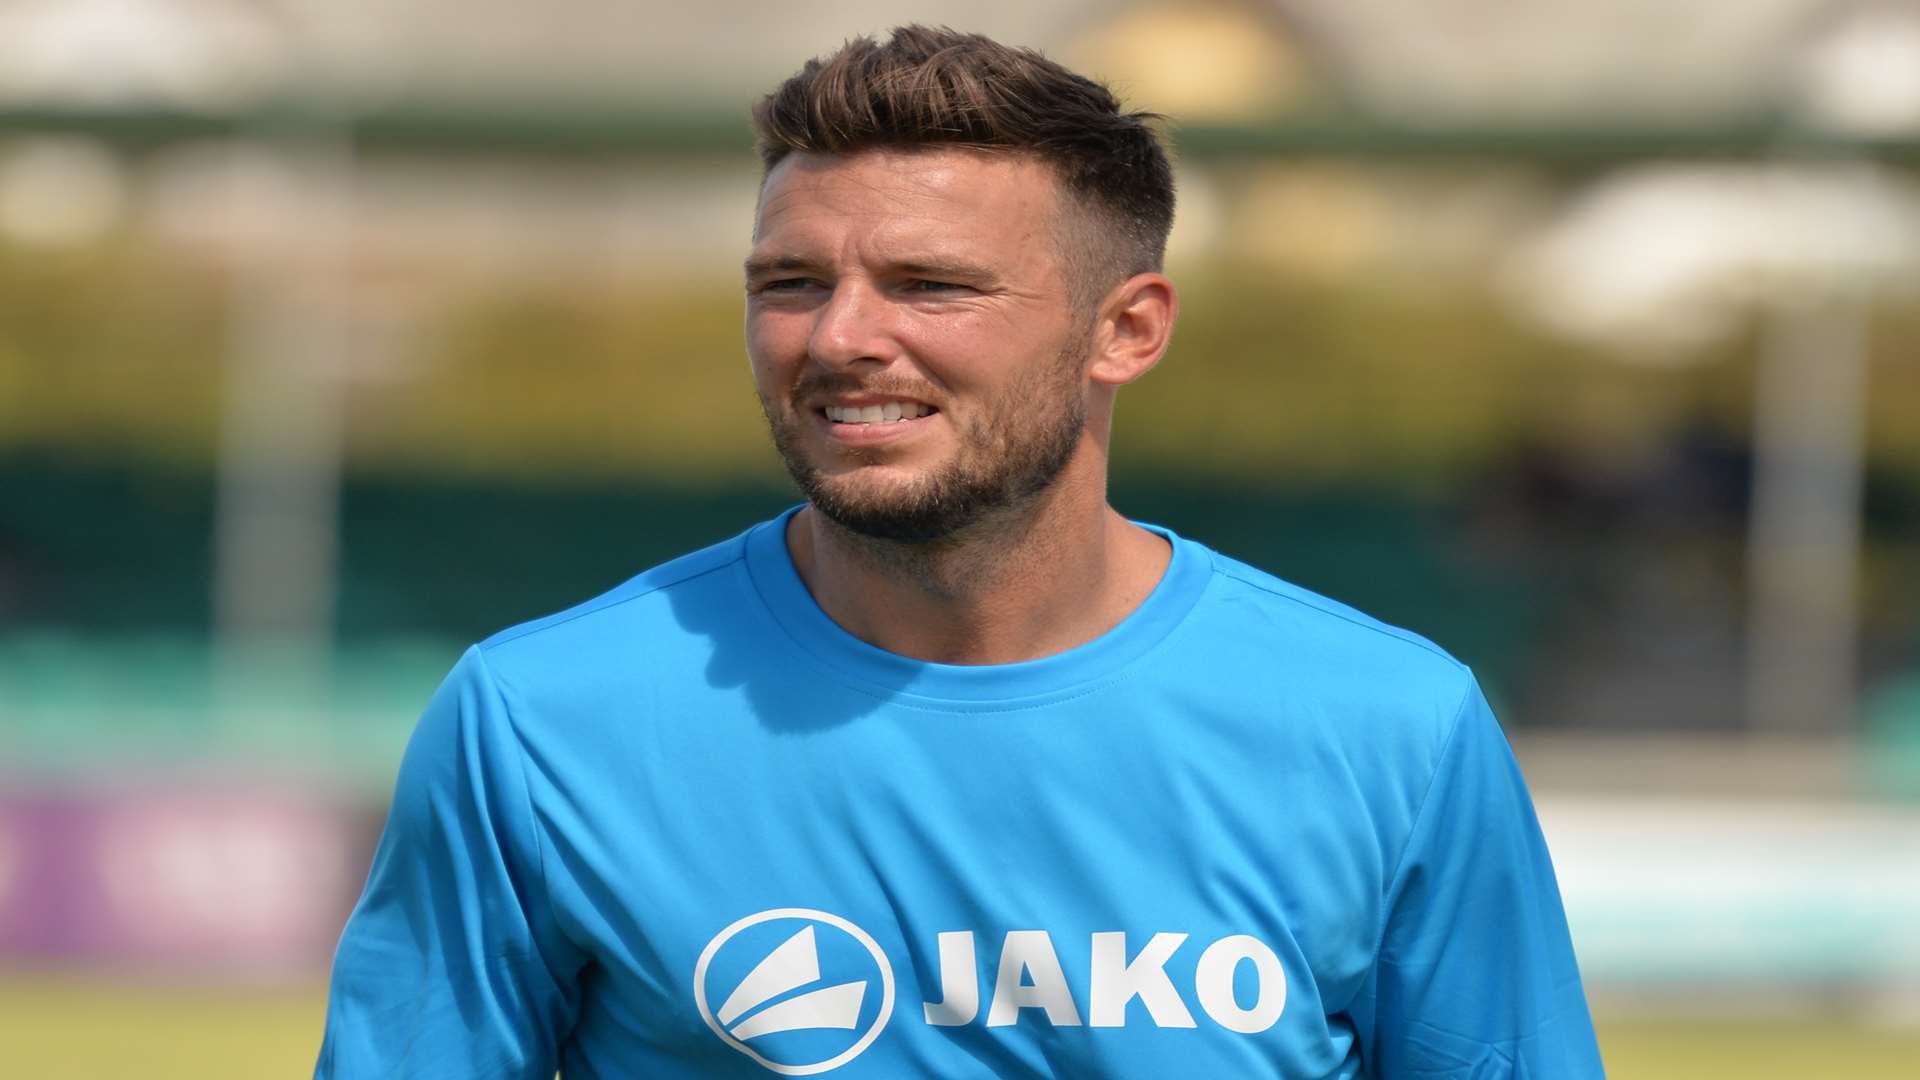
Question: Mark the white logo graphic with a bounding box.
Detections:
[922,929,1286,1032]
[694,908,896,1075]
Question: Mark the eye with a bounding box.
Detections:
[904,279,968,294]
[752,278,824,295]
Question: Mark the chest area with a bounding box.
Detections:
[628,908,1348,1078]
[541,699,1387,1077]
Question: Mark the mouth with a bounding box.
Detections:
[808,398,941,447]
[819,401,938,426]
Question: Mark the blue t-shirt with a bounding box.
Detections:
[316,510,1602,1078]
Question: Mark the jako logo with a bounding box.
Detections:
[694,908,896,1076]
[921,930,1286,1034]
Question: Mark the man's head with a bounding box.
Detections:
[752,25,1175,312]
[745,27,1178,543]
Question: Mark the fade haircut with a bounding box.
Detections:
[751,25,1175,309]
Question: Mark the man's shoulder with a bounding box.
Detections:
[1189,542,1473,708]
[1199,545,1467,670]
[1178,543,1489,804]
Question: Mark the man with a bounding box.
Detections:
[316,26,1604,1079]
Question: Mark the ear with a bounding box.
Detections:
[1087,272,1177,387]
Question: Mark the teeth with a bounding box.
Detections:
[825,403,929,424]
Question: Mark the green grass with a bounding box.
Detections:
[1599,1014,1920,1078]
[5,975,1917,1077]
[1,976,326,1079]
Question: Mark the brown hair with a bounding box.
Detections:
[752,25,1175,305]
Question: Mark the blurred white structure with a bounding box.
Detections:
[1796,0,1920,134]
[1507,165,1920,354]
[1541,794,1920,1006]
[0,0,289,106]
[0,0,1892,119]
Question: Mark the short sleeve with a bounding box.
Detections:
[315,646,583,1079]
[1350,682,1604,1078]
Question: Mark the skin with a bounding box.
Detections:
[745,147,1179,665]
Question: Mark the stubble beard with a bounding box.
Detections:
[761,341,1088,545]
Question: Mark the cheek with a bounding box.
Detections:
[898,314,1026,391]
[745,315,804,382]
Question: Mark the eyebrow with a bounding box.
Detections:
[893,258,997,283]
[742,254,823,280]
[742,253,1000,284]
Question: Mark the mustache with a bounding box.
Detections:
[791,371,944,404]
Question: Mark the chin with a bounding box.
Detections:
[805,474,967,543]
[767,391,1084,545]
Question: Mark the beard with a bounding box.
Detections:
[760,340,1088,544]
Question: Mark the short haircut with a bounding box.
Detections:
[751,25,1176,308]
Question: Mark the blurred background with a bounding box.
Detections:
[2,0,1918,1075]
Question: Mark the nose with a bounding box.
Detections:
[807,279,895,370]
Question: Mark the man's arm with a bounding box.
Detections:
[1349,681,1605,1077]
[315,646,584,1078]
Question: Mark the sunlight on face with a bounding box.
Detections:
[745,149,1094,541]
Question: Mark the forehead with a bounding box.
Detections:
[751,148,1067,251]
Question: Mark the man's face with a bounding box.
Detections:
[745,148,1094,542]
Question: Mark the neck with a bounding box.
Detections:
[786,466,1169,666]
